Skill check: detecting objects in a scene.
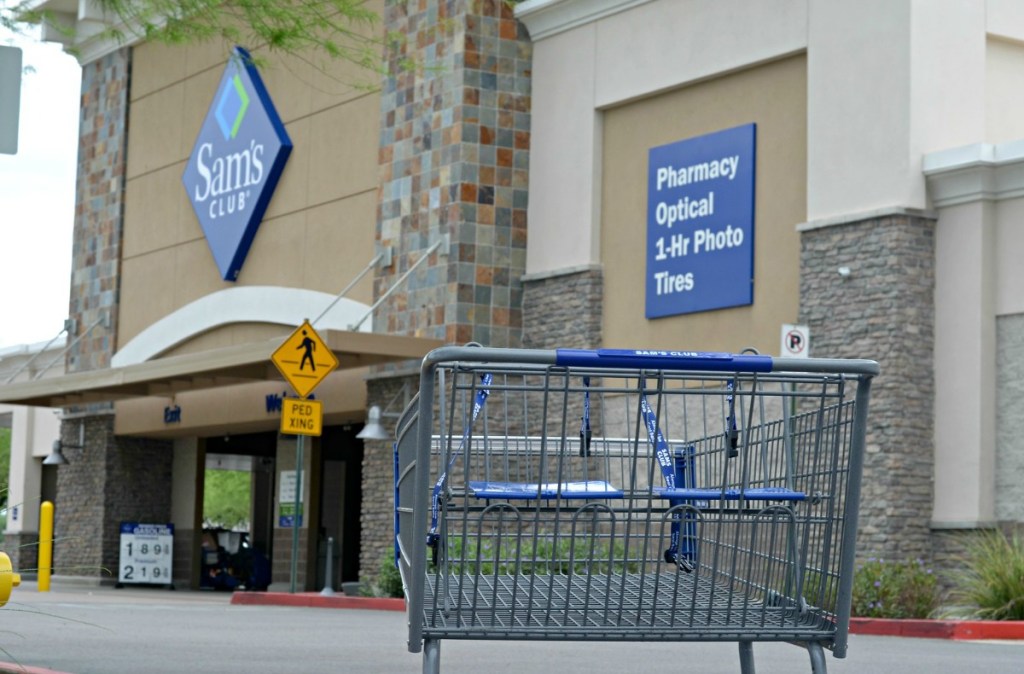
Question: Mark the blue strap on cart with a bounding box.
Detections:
[427,373,492,565]
[725,379,739,457]
[638,385,695,572]
[579,377,592,457]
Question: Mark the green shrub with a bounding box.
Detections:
[851,558,939,619]
[362,552,404,598]
[943,530,1024,621]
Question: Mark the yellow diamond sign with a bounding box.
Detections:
[271,321,338,398]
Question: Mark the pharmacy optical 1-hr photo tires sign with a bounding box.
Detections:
[646,123,756,318]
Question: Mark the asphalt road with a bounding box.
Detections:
[1,582,1022,673]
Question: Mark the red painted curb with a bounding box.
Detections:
[230,592,405,612]
[849,617,1024,640]
[0,661,74,674]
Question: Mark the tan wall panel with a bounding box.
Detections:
[601,55,806,356]
[237,211,308,287]
[123,164,186,258]
[303,191,377,302]
[258,54,316,124]
[131,41,187,102]
[261,117,312,220]
[122,39,383,355]
[171,238,234,310]
[185,41,232,78]
[306,94,380,207]
[126,83,185,179]
[119,250,178,342]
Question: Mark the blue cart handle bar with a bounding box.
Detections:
[556,349,773,373]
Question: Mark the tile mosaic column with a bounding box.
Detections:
[361,0,532,586]
[376,0,531,347]
[55,48,174,580]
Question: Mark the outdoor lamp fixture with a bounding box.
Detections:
[44,439,70,466]
[356,405,391,441]
[45,420,84,465]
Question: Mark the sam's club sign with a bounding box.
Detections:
[182,46,292,281]
[646,124,756,318]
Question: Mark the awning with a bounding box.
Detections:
[0,330,442,407]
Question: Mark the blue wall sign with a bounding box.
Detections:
[646,124,756,318]
[182,46,292,281]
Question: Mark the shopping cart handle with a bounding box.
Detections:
[555,349,773,373]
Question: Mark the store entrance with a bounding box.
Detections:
[316,425,363,589]
[201,432,276,591]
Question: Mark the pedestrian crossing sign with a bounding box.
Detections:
[271,320,338,398]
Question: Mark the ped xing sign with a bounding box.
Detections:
[646,123,756,318]
[182,46,292,281]
[280,398,323,436]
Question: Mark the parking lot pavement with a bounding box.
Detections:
[1,581,1023,674]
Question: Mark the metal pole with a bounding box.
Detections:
[349,240,442,331]
[289,434,304,593]
[320,536,336,596]
[311,253,383,327]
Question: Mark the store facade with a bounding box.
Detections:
[4,0,1024,589]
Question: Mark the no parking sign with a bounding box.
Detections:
[781,324,809,359]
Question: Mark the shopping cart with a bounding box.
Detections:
[394,346,878,674]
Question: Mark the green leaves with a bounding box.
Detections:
[202,468,250,530]
[4,0,390,75]
[944,530,1024,621]
[852,558,939,619]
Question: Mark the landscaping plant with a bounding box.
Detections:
[851,558,939,619]
[943,529,1024,621]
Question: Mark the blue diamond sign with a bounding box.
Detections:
[182,47,292,281]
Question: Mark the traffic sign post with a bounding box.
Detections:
[271,320,336,593]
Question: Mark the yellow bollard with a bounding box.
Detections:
[38,501,53,593]
[0,552,21,606]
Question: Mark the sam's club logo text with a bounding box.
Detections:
[182,47,292,281]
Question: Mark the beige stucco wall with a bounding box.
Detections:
[120,33,381,354]
[599,55,806,355]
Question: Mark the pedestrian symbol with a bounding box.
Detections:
[298,330,316,372]
[271,321,338,398]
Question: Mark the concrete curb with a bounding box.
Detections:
[849,617,1024,640]
[230,592,405,612]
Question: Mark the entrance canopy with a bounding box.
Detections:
[0,330,442,408]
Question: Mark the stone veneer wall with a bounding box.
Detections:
[4,533,38,578]
[360,375,418,586]
[521,267,603,350]
[54,414,172,579]
[799,212,936,562]
[996,313,1024,521]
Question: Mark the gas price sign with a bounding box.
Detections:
[118,522,174,587]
